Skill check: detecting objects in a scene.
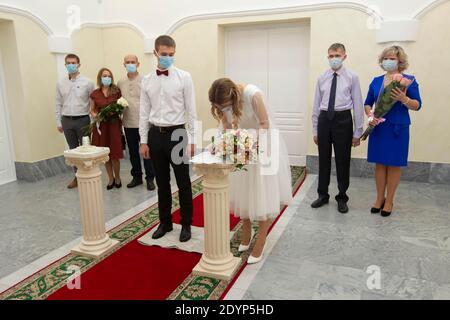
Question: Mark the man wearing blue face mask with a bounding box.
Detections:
[139,35,197,242]
[118,54,156,191]
[311,43,364,214]
[55,53,95,189]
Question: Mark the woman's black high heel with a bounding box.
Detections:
[381,203,392,217]
[115,179,122,189]
[107,179,115,190]
[371,200,385,214]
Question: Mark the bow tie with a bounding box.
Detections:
[156,69,169,76]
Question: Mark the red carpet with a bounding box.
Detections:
[48,194,240,300]
[47,171,305,300]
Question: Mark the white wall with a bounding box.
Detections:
[1,0,449,164]
[0,0,444,37]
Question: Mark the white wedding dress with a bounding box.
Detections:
[223,84,292,221]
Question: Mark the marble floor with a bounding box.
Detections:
[1,168,449,300]
[0,159,196,281]
[226,175,450,300]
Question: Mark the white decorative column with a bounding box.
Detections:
[64,144,119,258]
[191,152,241,280]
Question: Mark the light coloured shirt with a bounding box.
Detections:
[55,74,95,127]
[139,66,197,144]
[312,67,364,138]
[117,74,142,128]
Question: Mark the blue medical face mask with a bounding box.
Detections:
[66,63,78,74]
[382,59,398,72]
[125,63,137,73]
[329,57,343,70]
[101,76,112,86]
[158,55,174,69]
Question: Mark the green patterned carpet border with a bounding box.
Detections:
[0,166,305,300]
[167,166,306,300]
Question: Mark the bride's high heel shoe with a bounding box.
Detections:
[247,243,266,265]
[238,228,255,252]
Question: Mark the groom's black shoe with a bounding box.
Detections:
[337,200,349,214]
[152,223,173,239]
[179,225,191,242]
[311,197,329,208]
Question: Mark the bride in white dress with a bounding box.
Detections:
[208,78,292,264]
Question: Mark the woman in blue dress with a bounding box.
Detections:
[364,46,422,217]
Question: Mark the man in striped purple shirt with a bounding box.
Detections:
[311,43,364,214]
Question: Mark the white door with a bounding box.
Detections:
[225,21,310,166]
[0,54,16,185]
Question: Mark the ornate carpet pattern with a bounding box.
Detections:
[167,166,306,300]
[0,166,305,300]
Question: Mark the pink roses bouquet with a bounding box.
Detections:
[361,74,413,141]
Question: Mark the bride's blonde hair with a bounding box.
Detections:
[208,78,243,128]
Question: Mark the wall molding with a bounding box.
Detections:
[165,2,384,34]
[70,22,155,53]
[413,0,450,19]
[0,4,52,35]
[73,21,148,38]
[1,0,448,41]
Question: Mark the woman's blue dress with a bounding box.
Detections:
[364,74,422,167]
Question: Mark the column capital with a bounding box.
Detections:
[144,36,156,54]
[375,19,420,43]
[64,146,110,171]
[48,36,73,54]
[193,163,234,183]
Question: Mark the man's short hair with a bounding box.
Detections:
[328,43,346,53]
[65,53,80,64]
[154,35,176,51]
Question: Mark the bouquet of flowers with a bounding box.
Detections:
[209,129,258,171]
[361,74,413,141]
[84,97,129,135]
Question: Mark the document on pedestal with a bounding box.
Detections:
[190,151,223,165]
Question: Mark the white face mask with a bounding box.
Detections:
[221,106,233,123]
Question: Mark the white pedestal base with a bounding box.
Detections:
[193,256,241,281]
[71,237,120,259]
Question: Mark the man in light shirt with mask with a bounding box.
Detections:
[56,54,95,189]
[118,54,156,191]
[139,35,197,243]
[311,43,364,214]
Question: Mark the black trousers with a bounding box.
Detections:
[148,126,193,226]
[124,127,155,181]
[317,110,353,202]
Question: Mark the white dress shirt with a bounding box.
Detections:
[55,74,95,127]
[312,66,364,138]
[139,66,197,144]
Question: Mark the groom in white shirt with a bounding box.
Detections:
[139,35,197,242]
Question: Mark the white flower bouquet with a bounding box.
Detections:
[209,129,258,171]
[83,97,129,135]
